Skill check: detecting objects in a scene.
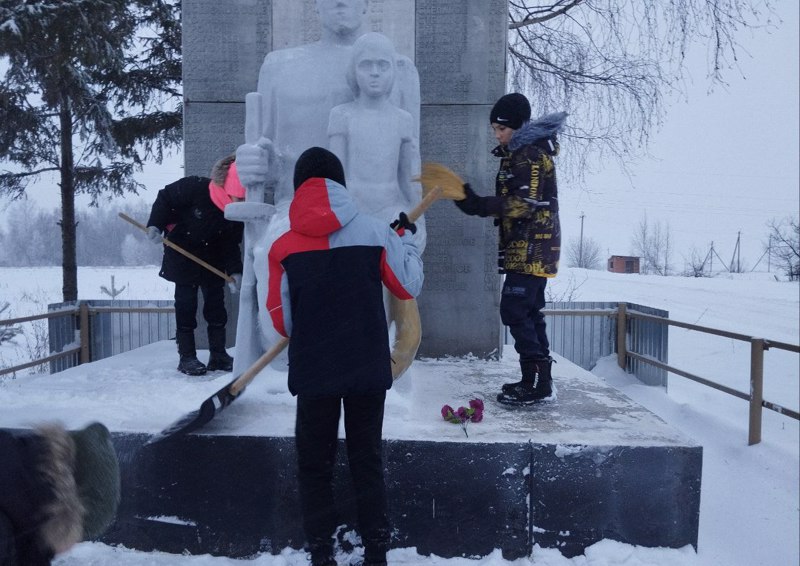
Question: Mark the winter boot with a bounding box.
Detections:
[362,549,388,566]
[308,542,336,566]
[497,358,554,406]
[501,358,535,394]
[206,324,233,372]
[176,329,207,376]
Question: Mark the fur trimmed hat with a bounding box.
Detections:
[293,147,346,190]
[489,93,531,130]
[34,422,120,554]
[69,422,120,540]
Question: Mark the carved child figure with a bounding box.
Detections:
[328,32,424,248]
[328,32,424,377]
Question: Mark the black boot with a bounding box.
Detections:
[308,542,336,566]
[501,359,536,394]
[497,358,554,406]
[176,329,207,376]
[206,324,233,372]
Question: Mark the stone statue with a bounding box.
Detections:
[231,0,423,378]
[329,31,424,378]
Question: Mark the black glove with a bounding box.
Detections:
[454,183,484,216]
[390,211,417,234]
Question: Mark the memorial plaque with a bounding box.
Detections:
[183,102,244,177]
[182,0,271,102]
[272,0,415,61]
[417,105,502,358]
[416,0,507,104]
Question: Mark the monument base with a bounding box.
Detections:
[104,434,700,560]
[0,342,701,559]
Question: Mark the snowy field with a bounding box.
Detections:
[1,266,798,566]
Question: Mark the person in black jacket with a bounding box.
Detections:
[453,93,567,406]
[267,147,423,566]
[0,422,120,566]
[147,155,245,375]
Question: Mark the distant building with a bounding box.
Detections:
[608,255,640,274]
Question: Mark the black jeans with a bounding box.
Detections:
[295,392,390,561]
[173,283,226,330]
[500,272,550,360]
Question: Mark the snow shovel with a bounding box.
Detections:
[118,212,235,284]
[148,337,289,443]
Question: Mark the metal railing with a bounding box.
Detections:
[4,300,798,445]
[502,301,798,444]
[0,301,175,377]
[616,305,800,445]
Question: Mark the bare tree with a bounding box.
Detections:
[631,213,672,275]
[566,236,602,269]
[682,246,712,277]
[766,216,799,281]
[507,1,775,176]
[0,302,23,344]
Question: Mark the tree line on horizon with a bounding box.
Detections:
[2,199,796,283]
[0,200,162,268]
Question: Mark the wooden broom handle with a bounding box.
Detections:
[406,186,442,225]
[119,212,234,284]
[229,337,290,396]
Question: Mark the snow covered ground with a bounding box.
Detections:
[1,266,798,566]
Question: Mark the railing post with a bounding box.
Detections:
[748,338,765,445]
[79,302,90,364]
[617,302,627,370]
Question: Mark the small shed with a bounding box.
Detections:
[608,255,640,274]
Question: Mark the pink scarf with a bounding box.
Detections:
[209,162,246,211]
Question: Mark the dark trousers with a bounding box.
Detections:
[295,392,390,561]
[173,283,226,331]
[500,272,550,361]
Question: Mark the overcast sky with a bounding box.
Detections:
[2,2,797,273]
[558,1,799,271]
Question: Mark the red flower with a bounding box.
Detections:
[440,398,485,437]
[441,404,454,420]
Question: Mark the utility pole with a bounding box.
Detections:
[737,231,741,273]
[709,242,713,272]
[729,231,741,273]
[578,211,585,267]
[767,234,772,272]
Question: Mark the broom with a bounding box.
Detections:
[413,162,467,203]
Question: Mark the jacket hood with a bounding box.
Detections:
[289,177,358,237]
[508,111,568,153]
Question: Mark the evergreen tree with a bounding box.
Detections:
[0,0,181,300]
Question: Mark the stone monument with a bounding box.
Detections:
[182,0,508,364]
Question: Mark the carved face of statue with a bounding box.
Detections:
[355,54,393,98]
[316,0,367,36]
[347,32,396,98]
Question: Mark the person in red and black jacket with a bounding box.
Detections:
[267,147,423,566]
[453,93,567,406]
[146,155,245,376]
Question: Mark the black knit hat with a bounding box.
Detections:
[293,147,346,190]
[489,93,531,130]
